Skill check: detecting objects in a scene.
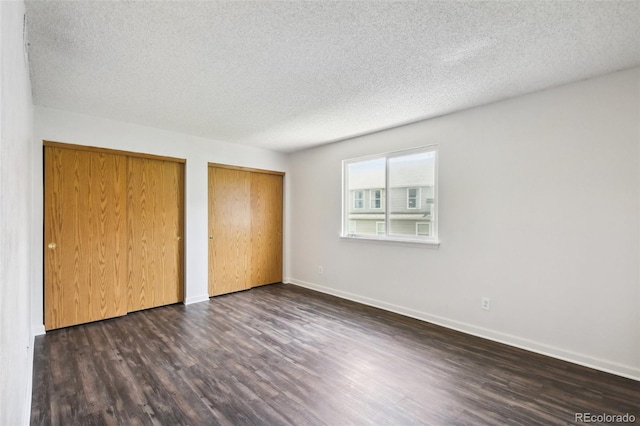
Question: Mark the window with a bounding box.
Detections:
[370,189,382,209]
[343,145,438,244]
[353,190,364,209]
[407,187,420,209]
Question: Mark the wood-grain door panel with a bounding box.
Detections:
[127,158,184,311]
[250,173,283,286]
[89,152,128,321]
[44,147,127,330]
[160,160,184,305]
[208,167,251,296]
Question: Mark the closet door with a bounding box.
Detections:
[44,146,127,330]
[208,166,251,296]
[127,158,184,311]
[250,172,283,287]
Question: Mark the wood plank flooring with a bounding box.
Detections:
[31,284,639,425]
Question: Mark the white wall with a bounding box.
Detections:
[288,68,640,380]
[0,1,35,424]
[32,107,290,333]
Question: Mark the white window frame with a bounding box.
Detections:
[376,221,385,236]
[342,145,439,245]
[407,187,420,209]
[370,189,382,209]
[353,190,364,209]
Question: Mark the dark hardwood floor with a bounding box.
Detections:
[31,284,638,425]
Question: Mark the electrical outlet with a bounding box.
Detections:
[481,297,491,311]
[318,266,324,274]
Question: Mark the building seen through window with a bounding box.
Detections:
[343,147,437,242]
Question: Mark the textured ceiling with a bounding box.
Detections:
[26,1,640,153]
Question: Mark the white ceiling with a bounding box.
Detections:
[26,1,640,153]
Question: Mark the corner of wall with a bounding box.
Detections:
[31,325,45,337]
[22,332,36,425]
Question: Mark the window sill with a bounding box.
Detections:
[340,234,440,248]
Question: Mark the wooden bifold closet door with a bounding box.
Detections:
[208,165,283,296]
[127,157,184,311]
[44,143,184,330]
[44,147,128,329]
[250,172,283,287]
[208,167,252,295]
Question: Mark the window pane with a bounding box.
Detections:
[353,190,364,209]
[347,158,385,236]
[407,188,418,209]
[388,151,435,239]
[370,189,382,209]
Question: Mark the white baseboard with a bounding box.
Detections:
[23,332,36,425]
[289,278,640,381]
[32,324,45,336]
[184,294,210,305]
